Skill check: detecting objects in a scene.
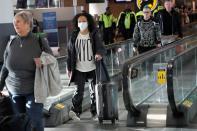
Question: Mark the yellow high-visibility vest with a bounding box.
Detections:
[99,14,117,28]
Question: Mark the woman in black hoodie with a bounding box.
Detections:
[67,12,106,121]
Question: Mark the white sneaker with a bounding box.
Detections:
[69,110,80,121]
[92,114,98,121]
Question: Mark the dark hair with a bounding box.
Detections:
[72,13,96,32]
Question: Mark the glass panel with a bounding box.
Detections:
[173,48,197,105]
[104,40,134,77]
[57,57,69,87]
[127,36,197,106]
[128,54,169,105]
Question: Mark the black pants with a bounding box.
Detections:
[138,46,156,54]
[103,27,114,45]
[71,70,96,116]
[0,62,3,71]
[122,29,133,40]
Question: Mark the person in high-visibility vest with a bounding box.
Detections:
[116,5,136,40]
[99,7,117,45]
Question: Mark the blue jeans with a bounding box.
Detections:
[11,93,44,131]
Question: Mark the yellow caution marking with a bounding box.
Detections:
[54,103,65,109]
[182,100,193,108]
[157,69,166,85]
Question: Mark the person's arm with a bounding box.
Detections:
[40,37,53,55]
[0,50,8,91]
[98,14,104,29]
[130,12,136,34]
[155,23,162,47]
[176,13,183,38]
[34,37,53,68]
[112,15,117,30]
[66,38,73,78]
[133,23,140,48]
[115,12,124,36]
[94,29,106,60]
[35,19,40,32]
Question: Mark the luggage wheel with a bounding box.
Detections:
[111,119,115,124]
[99,118,103,124]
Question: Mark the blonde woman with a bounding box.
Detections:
[0,11,52,131]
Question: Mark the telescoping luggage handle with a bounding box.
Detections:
[96,60,110,84]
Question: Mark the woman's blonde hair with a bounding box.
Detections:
[14,11,33,30]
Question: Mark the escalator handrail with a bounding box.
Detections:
[167,45,197,117]
[105,39,133,49]
[56,39,133,60]
[123,33,197,71]
[122,33,197,115]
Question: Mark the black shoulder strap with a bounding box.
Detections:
[7,36,17,47]
[38,36,44,51]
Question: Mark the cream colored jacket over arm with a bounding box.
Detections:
[34,52,62,103]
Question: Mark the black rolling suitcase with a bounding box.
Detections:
[95,82,118,124]
[95,60,118,124]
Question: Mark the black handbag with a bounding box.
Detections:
[96,60,110,83]
[0,94,13,116]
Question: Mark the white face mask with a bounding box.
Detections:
[78,22,88,31]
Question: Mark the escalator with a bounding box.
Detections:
[167,44,197,127]
[122,34,197,127]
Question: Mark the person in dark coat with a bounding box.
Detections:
[67,12,106,121]
[155,0,182,38]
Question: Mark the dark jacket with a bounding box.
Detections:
[117,10,136,34]
[156,9,182,37]
[67,29,106,84]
